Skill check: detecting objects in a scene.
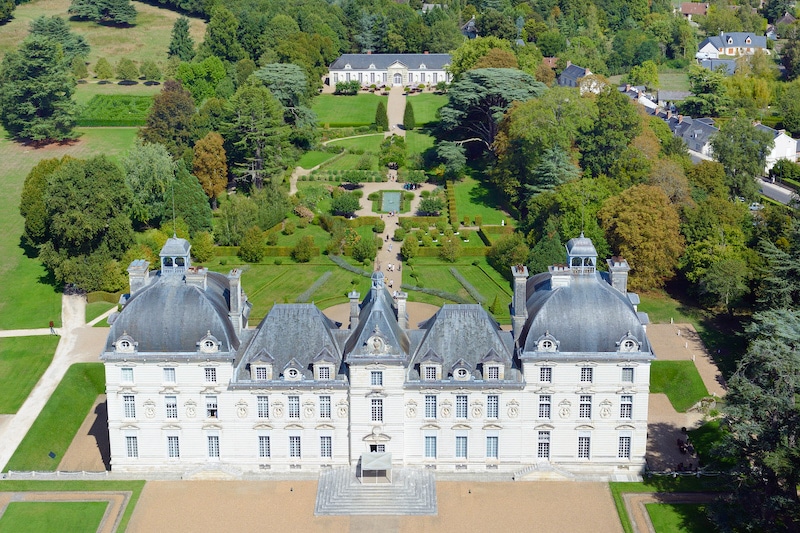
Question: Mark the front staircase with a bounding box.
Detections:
[314,466,437,516]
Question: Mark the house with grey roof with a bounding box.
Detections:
[697,31,768,60]
[755,123,798,170]
[328,53,451,87]
[700,58,737,75]
[558,62,591,88]
[103,235,653,481]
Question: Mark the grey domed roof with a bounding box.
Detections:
[520,273,650,355]
[565,234,597,257]
[105,272,238,354]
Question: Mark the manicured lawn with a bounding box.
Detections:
[319,153,379,171]
[0,126,138,329]
[4,363,105,472]
[452,176,510,225]
[657,68,691,92]
[638,292,702,327]
[454,263,512,323]
[405,131,435,156]
[297,151,338,169]
[86,301,115,324]
[609,478,727,533]
[313,94,388,127]
[76,95,154,127]
[0,337,60,414]
[0,480,145,533]
[0,0,205,66]
[327,134,385,153]
[406,93,447,125]
[688,419,735,468]
[0,501,107,533]
[73,81,162,107]
[646,503,715,533]
[650,360,709,412]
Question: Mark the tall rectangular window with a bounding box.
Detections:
[288,395,300,418]
[167,436,180,458]
[257,396,269,418]
[126,436,138,458]
[486,395,499,418]
[258,435,270,458]
[206,396,218,418]
[579,395,592,418]
[578,435,591,459]
[255,367,268,380]
[455,436,468,458]
[371,398,383,422]
[205,367,217,383]
[121,367,133,383]
[425,366,437,380]
[289,436,301,458]
[319,395,331,419]
[163,367,176,383]
[538,395,551,419]
[618,436,631,459]
[165,396,177,419]
[208,435,220,458]
[318,366,330,380]
[537,431,550,459]
[425,395,437,418]
[486,366,500,380]
[620,395,633,418]
[320,436,332,458]
[540,367,552,383]
[621,367,634,383]
[371,371,383,386]
[486,436,498,459]
[424,436,437,458]
[456,395,468,418]
[123,395,135,418]
[580,367,593,383]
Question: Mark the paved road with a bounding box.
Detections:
[760,179,797,205]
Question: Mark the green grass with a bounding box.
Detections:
[638,292,703,327]
[319,153,379,171]
[0,501,107,533]
[0,337,60,414]
[4,363,105,472]
[406,93,447,125]
[76,95,153,127]
[73,82,162,107]
[0,480,145,533]
[688,419,735,469]
[452,176,510,225]
[0,126,137,329]
[657,68,691,92]
[313,94,388,127]
[0,0,206,67]
[646,503,715,533]
[405,131,435,156]
[297,151,338,169]
[651,361,710,412]
[85,301,115,324]
[326,134,385,153]
[609,478,727,533]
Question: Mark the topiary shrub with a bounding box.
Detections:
[373,219,386,233]
[283,220,296,235]
[475,215,483,227]
[394,227,406,241]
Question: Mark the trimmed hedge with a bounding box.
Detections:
[76,95,154,127]
[87,291,123,304]
[398,216,442,228]
[215,246,240,256]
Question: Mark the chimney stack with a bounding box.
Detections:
[185,266,208,291]
[396,291,408,330]
[127,260,150,296]
[607,256,630,295]
[548,264,571,289]
[511,265,529,340]
[348,290,360,330]
[227,269,246,334]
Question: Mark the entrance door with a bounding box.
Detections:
[393,73,402,85]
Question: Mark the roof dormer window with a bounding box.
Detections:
[423,364,440,381]
[369,63,375,69]
[485,365,502,381]
[536,332,559,352]
[451,359,472,381]
[198,331,220,354]
[253,365,271,381]
[344,63,351,69]
[315,364,333,381]
[727,37,733,44]
[746,37,751,44]
[617,332,640,353]
[115,334,136,353]
[286,368,301,380]
[419,63,426,69]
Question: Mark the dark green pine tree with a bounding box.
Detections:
[375,100,388,131]
[197,6,246,64]
[0,0,15,24]
[29,16,91,63]
[69,0,136,25]
[403,100,416,130]
[164,160,213,236]
[0,36,78,142]
[168,16,195,62]
[524,145,579,197]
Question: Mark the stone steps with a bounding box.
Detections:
[315,467,437,516]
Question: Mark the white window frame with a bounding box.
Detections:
[319,395,331,419]
[540,366,552,383]
[320,436,332,458]
[258,435,271,458]
[424,435,437,458]
[167,435,180,458]
[317,366,331,380]
[486,365,500,380]
[424,395,437,418]
[486,436,498,459]
[619,435,632,459]
[289,435,301,458]
[123,395,135,419]
[539,395,551,419]
[578,434,591,459]
[456,395,468,419]
[126,435,138,458]
[206,395,218,419]
[205,367,217,383]
[580,367,593,383]
[370,371,383,386]
[424,365,437,380]
[579,395,592,419]
[455,436,468,459]
[163,367,176,384]
[121,367,133,383]
[207,435,220,458]
[621,367,634,383]
[288,395,300,419]
[371,398,383,422]
[257,395,269,418]
[486,395,499,418]
[620,395,633,419]
[165,395,177,419]
[254,366,268,380]
[537,431,550,459]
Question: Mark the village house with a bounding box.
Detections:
[697,31,768,59]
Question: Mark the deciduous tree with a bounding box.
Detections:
[193,131,227,209]
[710,116,774,199]
[598,184,684,290]
[578,86,641,177]
[140,80,195,158]
[115,57,138,82]
[0,36,78,142]
[487,233,529,280]
[19,156,75,246]
[330,191,360,216]
[121,140,175,227]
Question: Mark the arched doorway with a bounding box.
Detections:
[393,73,402,85]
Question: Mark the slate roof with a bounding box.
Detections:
[699,32,767,51]
[234,304,344,381]
[566,234,598,258]
[756,123,786,138]
[558,64,589,87]
[329,54,451,70]
[408,305,516,381]
[105,271,239,354]
[674,117,718,151]
[700,59,736,75]
[776,12,796,26]
[657,90,692,102]
[160,236,191,257]
[519,272,651,356]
